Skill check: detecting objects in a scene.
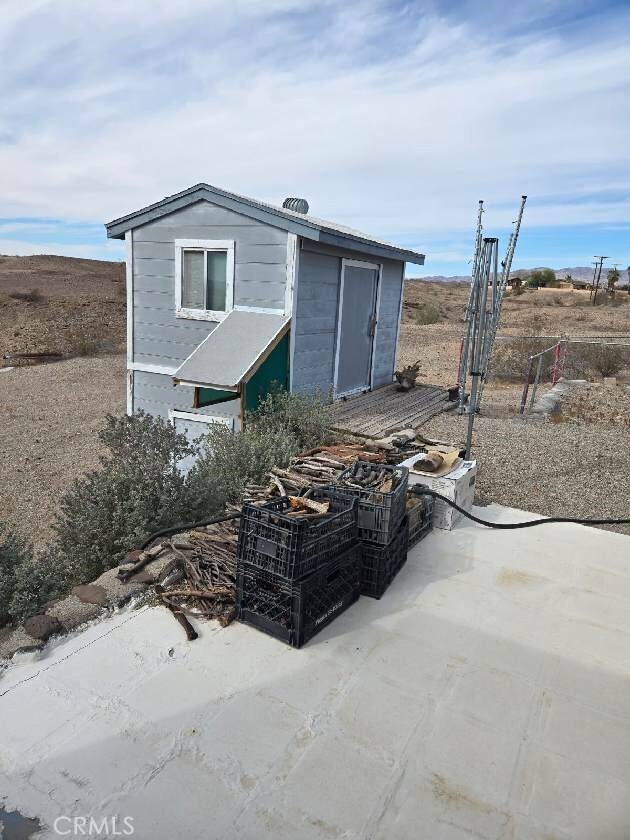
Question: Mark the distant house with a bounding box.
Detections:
[105,183,425,447]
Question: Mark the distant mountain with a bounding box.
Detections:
[413,266,629,286]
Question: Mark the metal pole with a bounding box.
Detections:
[458,200,484,411]
[465,238,494,457]
[477,196,527,408]
[520,356,534,414]
[551,342,561,386]
[527,355,544,415]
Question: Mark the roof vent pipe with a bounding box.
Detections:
[282,197,309,214]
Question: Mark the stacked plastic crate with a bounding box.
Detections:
[332,462,410,599]
[235,488,360,647]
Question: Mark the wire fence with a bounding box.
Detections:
[518,337,630,415]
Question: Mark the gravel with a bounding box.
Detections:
[422,384,630,536]
[0,354,126,546]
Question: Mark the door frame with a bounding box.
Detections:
[333,258,382,399]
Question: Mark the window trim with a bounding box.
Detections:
[174,239,235,322]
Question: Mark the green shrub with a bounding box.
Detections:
[50,412,196,581]
[250,388,333,452]
[412,303,441,325]
[8,548,71,623]
[578,344,627,378]
[187,390,332,512]
[0,529,33,626]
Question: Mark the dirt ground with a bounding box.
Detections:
[0,355,126,547]
[1,258,629,545]
[401,281,630,535]
[0,254,125,359]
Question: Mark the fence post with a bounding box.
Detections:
[551,342,561,385]
[520,357,533,414]
[528,355,544,414]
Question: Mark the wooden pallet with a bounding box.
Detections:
[330,383,453,438]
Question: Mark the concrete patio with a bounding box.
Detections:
[1,505,630,839]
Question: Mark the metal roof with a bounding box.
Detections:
[105,183,425,265]
[173,310,290,389]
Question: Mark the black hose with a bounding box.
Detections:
[139,510,241,550]
[410,487,630,529]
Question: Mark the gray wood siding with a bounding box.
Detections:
[291,242,404,398]
[291,249,340,398]
[132,370,240,421]
[372,259,405,388]
[132,201,288,367]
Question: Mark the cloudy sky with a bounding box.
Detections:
[1,0,629,275]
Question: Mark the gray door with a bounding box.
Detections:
[335,263,378,396]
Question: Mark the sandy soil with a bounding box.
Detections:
[0,254,125,358]
[0,355,126,546]
[400,282,630,535]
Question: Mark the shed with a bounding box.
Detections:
[105,183,425,445]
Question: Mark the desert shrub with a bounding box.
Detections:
[0,530,33,626]
[490,337,555,381]
[187,390,332,512]
[577,344,627,378]
[65,323,104,357]
[9,288,44,302]
[7,549,71,623]
[412,303,441,325]
[50,412,196,581]
[251,388,333,452]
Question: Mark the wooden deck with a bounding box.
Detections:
[330,383,454,438]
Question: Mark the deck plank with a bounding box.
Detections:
[330,382,452,437]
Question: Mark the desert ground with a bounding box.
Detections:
[1,257,629,545]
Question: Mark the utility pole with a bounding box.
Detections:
[627,266,630,295]
[589,261,599,299]
[592,256,607,305]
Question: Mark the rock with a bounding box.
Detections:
[23,614,62,641]
[0,627,44,659]
[47,597,103,632]
[146,543,166,558]
[92,568,151,607]
[71,584,108,606]
[126,549,143,563]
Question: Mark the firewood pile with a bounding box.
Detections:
[120,519,240,639]
[118,434,455,639]
[242,444,386,504]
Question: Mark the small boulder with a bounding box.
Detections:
[23,614,62,641]
[71,584,108,606]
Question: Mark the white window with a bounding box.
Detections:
[175,239,235,321]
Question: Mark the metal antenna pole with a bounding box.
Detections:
[465,238,496,458]
[477,195,527,407]
[458,200,484,412]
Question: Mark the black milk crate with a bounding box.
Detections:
[236,544,361,648]
[360,515,409,599]
[334,461,409,545]
[407,493,434,548]
[237,488,357,579]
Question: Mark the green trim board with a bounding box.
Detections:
[194,388,240,408]
[243,334,289,412]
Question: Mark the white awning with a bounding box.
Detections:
[173,310,290,389]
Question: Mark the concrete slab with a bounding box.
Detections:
[1,504,630,839]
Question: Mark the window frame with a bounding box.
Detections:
[174,239,235,322]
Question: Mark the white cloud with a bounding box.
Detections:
[1,0,629,259]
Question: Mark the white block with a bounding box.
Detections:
[402,457,477,530]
